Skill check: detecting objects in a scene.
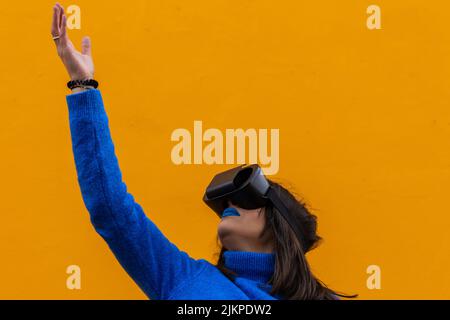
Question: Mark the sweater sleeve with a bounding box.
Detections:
[66,89,206,299]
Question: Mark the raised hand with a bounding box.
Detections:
[51,3,94,81]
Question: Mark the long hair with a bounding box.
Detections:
[215,179,358,300]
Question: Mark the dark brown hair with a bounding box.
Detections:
[215,179,358,300]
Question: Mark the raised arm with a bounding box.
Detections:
[52,3,206,299]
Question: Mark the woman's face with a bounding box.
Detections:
[217,201,274,252]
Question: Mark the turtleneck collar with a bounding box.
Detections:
[223,250,275,283]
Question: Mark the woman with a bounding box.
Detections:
[51,3,355,300]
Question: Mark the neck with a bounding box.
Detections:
[222,250,276,283]
[224,240,275,253]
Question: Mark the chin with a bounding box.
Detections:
[218,219,248,251]
[218,216,240,230]
[217,220,236,243]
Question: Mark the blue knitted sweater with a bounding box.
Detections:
[66,89,281,300]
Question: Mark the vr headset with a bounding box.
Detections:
[203,164,307,250]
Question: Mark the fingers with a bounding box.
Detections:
[57,3,64,31]
[51,4,60,37]
[52,2,70,49]
[51,2,87,56]
[81,36,92,57]
[61,14,67,37]
[56,4,61,32]
[51,5,57,34]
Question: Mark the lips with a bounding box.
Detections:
[221,207,241,218]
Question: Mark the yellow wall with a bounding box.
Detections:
[0,0,449,299]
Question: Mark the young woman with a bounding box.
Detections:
[51,3,355,300]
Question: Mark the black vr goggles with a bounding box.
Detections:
[202,164,307,250]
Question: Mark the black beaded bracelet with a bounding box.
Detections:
[67,79,99,90]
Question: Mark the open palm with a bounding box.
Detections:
[51,3,94,81]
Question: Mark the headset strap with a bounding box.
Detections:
[266,186,308,251]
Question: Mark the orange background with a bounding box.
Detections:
[0,0,449,299]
